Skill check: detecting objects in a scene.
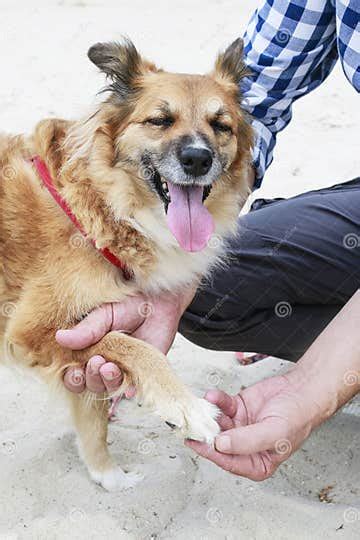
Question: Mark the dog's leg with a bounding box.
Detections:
[7,299,219,491]
[68,392,143,491]
[67,332,219,490]
[108,395,122,421]
[75,331,220,444]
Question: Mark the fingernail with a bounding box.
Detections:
[87,356,105,376]
[90,355,105,366]
[215,435,231,452]
[102,370,117,381]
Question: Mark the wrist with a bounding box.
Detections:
[285,292,360,428]
[148,285,198,325]
[284,364,338,430]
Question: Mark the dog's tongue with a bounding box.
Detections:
[166,183,214,252]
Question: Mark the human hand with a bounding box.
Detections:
[186,373,319,481]
[57,287,197,394]
[188,291,360,480]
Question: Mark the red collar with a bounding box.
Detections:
[30,156,132,281]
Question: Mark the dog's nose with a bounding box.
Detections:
[179,146,213,177]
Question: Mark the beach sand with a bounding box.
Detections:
[0,1,359,538]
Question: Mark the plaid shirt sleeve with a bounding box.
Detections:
[242,0,360,189]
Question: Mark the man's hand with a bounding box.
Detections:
[57,288,197,393]
[188,291,360,480]
[186,375,316,481]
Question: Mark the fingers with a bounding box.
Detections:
[215,412,234,432]
[205,389,238,418]
[204,390,241,431]
[99,362,123,393]
[64,357,123,394]
[85,355,106,392]
[56,304,114,350]
[88,358,132,396]
[215,421,284,456]
[56,298,147,351]
[186,391,282,480]
[185,440,277,481]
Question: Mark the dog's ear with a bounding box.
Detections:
[213,38,249,85]
[88,39,156,99]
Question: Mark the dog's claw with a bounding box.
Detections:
[165,421,177,429]
[108,396,122,421]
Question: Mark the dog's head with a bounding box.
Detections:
[87,38,252,252]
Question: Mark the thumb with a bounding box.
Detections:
[56,304,115,350]
[215,421,286,456]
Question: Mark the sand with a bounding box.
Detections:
[0,1,359,538]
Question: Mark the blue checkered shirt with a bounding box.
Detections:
[242,0,360,188]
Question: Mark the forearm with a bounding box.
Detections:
[242,1,338,187]
[286,290,360,426]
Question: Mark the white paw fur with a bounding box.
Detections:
[90,467,144,491]
[163,397,220,444]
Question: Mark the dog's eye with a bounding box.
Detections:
[210,120,233,134]
[146,116,174,128]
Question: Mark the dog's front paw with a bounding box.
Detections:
[184,398,220,444]
[165,397,220,444]
[90,467,144,491]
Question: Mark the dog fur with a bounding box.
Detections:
[0,38,252,490]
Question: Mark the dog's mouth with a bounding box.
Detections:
[150,168,212,207]
[149,168,215,252]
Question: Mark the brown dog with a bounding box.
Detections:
[0,38,252,490]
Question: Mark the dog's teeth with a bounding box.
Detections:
[162,182,167,190]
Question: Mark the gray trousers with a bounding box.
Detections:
[179,178,360,362]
